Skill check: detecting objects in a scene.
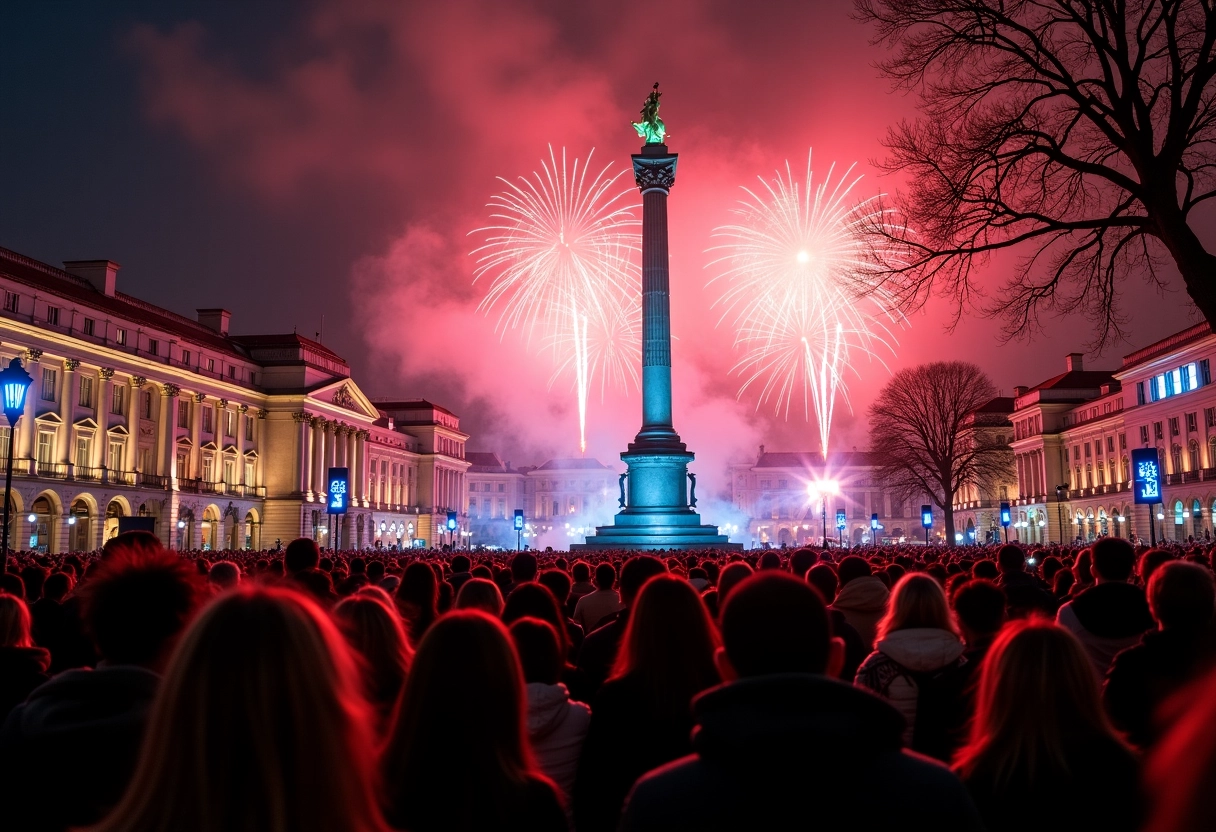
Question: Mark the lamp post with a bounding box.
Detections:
[0,357,33,572]
[807,480,839,547]
[1054,484,1068,544]
[870,513,879,547]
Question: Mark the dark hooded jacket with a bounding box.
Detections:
[1056,582,1154,676]
[0,645,50,720]
[0,665,159,832]
[619,674,983,832]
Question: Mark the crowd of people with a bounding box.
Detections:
[2,535,1216,830]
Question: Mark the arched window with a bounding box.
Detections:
[1120,456,1129,483]
[1209,436,1216,470]
[1189,440,1201,472]
[1174,500,1185,526]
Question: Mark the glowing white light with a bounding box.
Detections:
[708,150,907,458]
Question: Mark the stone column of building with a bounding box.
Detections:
[352,430,365,506]
[347,428,358,500]
[159,384,180,482]
[125,377,145,474]
[58,359,78,466]
[96,368,114,470]
[292,412,312,497]
[311,417,327,497]
[189,394,204,481]
[324,421,337,478]
[18,348,42,461]
[236,404,248,484]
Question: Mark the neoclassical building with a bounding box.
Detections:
[0,246,468,552]
[1011,325,1216,545]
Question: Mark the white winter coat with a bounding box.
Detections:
[854,627,965,746]
[525,682,592,803]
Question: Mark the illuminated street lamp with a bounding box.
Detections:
[0,357,32,571]
[806,479,839,547]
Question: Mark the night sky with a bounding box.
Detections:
[2,0,1205,496]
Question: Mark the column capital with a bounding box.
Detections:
[356,429,370,440]
[99,367,115,380]
[632,147,677,192]
[131,376,146,387]
[258,408,269,420]
[216,399,228,410]
[238,403,249,414]
[292,411,311,423]
[24,348,42,362]
[63,358,80,372]
[194,393,207,403]
[162,383,181,398]
[311,416,328,429]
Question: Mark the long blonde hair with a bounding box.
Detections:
[90,586,391,832]
[954,619,1122,788]
[876,572,958,641]
[0,592,34,648]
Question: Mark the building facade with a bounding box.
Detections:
[0,246,467,552]
[729,449,944,548]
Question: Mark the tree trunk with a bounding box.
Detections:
[944,502,956,547]
[1148,195,1216,328]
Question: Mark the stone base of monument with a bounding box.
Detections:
[572,451,743,551]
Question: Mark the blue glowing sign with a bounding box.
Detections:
[326,467,349,515]
[921,505,933,528]
[1000,502,1011,526]
[1132,448,1161,504]
[513,509,524,531]
[835,509,847,530]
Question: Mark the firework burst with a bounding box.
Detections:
[471,146,641,453]
[707,151,906,457]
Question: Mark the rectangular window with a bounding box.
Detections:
[176,450,189,480]
[0,427,10,460]
[1137,382,1146,406]
[245,417,254,442]
[82,318,94,336]
[207,358,215,372]
[79,376,93,409]
[75,436,91,469]
[202,455,214,483]
[1106,437,1115,454]
[180,349,191,366]
[139,447,153,473]
[1073,446,1080,461]
[115,329,127,346]
[227,366,236,379]
[177,400,189,429]
[108,440,124,472]
[1120,434,1127,450]
[222,458,235,486]
[225,410,236,437]
[1187,363,1200,391]
[3,292,18,313]
[1155,422,1164,440]
[41,368,56,401]
[498,483,505,492]
[1140,425,1150,445]
[1084,443,1092,458]
[147,339,158,356]
[1170,417,1180,436]
[1207,407,1216,428]
[244,460,255,486]
[140,391,152,420]
[36,433,53,465]
[202,408,213,433]
[45,306,59,325]
[111,384,125,415]
[1188,412,1198,433]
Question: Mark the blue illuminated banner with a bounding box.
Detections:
[1132,448,1161,505]
[921,505,933,528]
[513,509,525,531]
[326,467,349,515]
[1000,502,1011,527]
[835,509,847,530]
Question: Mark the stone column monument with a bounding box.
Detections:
[575,85,739,551]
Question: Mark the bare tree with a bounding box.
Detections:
[869,361,1014,544]
[854,0,1216,347]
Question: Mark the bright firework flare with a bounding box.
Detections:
[707,151,906,458]
[471,146,641,454]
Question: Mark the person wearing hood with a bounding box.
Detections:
[854,573,969,758]
[1056,538,1154,678]
[0,540,203,832]
[830,555,890,649]
[0,593,50,720]
[510,617,591,808]
[1104,561,1216,748]
[619,572,981,831]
